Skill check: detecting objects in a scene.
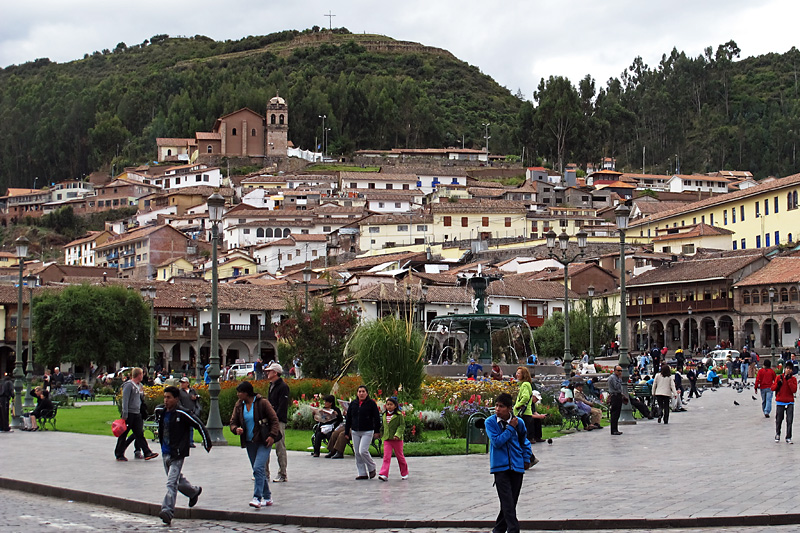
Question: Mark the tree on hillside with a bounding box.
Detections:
[534,76,581,172]
[32,284,150,376]
[275,297,358,379]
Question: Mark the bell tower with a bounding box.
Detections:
[266,93,288,158]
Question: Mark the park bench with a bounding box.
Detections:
[29,401,59,431]
[143,415,159,442]
[309,422,382,455]
[557,402,582,431]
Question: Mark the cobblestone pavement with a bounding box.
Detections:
[0,381,798,529]
[0,488,797,533]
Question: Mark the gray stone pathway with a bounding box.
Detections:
[0,381,797,529]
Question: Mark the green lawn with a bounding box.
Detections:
[55,405,572,455]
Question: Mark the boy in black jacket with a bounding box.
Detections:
[154,386,212,525]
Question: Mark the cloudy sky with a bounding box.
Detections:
[1,0,796,98]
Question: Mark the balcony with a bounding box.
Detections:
[4,326,30,343]
[630,298,734,317]
[202,323,276,340]
[524,315,546,328]
[157,325,199,342]
[107,251,119,260]
[121,249,135,257]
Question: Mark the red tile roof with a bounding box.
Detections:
[736,257,800,287]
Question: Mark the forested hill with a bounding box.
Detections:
[2,30,800,189]
[0,28,524,188]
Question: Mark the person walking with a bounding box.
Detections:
[265,362,290,483]
[755,359,777,418]
[685,364,701,399]
[740,349,751,384]
[607,366,624,435]
[0,376,14,432]
[178,377,201,447]
[344,385,381,480]
[513,367,540,464]
[114,367,158,461]
[377,397,408,481]
[153,386,211,526]
[772,363,797,444]
[229,381,281,508]
[653,363,677,424]
[485,392,532,533]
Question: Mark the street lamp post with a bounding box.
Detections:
[687,306,693,355]
[140,286,156,377]
[420,285,429,330]
[587,285,595,363]
[206,192,227,445]
[482,123,491,153]
[23,275,37,409]
[546,228,588,375]
[637,295,644,353]
[11,236,29,429]
[303,267,312,312]
[319,114,327,158]
[615,204,636,424]
[189,293,202,381]
[769,286,776,366]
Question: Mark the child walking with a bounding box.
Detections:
[377,397,408,481]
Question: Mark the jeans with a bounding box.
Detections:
[656,395,671,424]
[245,441,272,500]
[161,456,200,519]
[267,421,287,479]
[741,363,749,383]
[493,470,524,533]
[609,394,622,433]
[776,403,794,440]
[761,389,773,415]
[379,439,408,477]
[351,430,376,477]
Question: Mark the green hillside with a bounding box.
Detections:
[0,28,524,188]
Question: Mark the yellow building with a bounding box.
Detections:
[430,200,528,242]
[358,213,433,251]
[630,172,800,251]
[155,257,196,281]
[201,251,257,281]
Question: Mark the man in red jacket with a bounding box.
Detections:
[772,363,797,444]
[754,359,777,418]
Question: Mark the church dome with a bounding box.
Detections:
[269,95,286,106]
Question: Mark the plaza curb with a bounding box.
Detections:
[4,476,800,530]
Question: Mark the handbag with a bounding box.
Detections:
[112,418,127,437]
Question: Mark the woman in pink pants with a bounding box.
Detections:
[377,397,408,481]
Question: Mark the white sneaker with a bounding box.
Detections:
[377,474,388,481]
[775,434,781,443]
[787,438,794,444]
[400,474,409,480]
[261,498,273,506]
[249,497,261,509]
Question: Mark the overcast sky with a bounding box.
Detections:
[2,0,797,98]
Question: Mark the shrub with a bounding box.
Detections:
[440,396,491,438]
[417,409,446,430]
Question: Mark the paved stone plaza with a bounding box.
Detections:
[1,382,798,530]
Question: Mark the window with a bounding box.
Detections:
[740,205,745,221]
[741,238,746,249]
[733,241,737,250]
[756,235,761,248]
[369,227,380,233]
[416,225,427,231]
[397,225,408,232]
[499,305,510,314]
[368,183,375,189]
[776,231,780,245]
[251,128,256,137]
[505,217,512,227]
[385,184,393,190]
[766,234,771,247]
[781,288,789,302]
[395,203,401,208]
[482,217,489,227]
[270,114,276,124]
[743,290,750,304]
[755,203,760,218]
[265,228,273,237]
[791,287,799,303]
[701,215,705,224]
[462,217,469,227]
[775,196,779,214]
[403,184,409,190]
[682,244,695,254]
[444,216,452,227]
[279,115,284,125]
[662,246,671,253]
[232,128,237,136]
[243,229,250,235]
[378,202,385,208]
[322,226,331,232]
[559,219,568,227]
[732,209,736,223]
[256,228,264,238]
[752,291,760,304]
[765,199,769,216]
[710,213,714,225]
[724,210,728,225]
[692,217,696,224]
[287,253,292,260]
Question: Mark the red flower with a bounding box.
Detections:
[377,389,383,396]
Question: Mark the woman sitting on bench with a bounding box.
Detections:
[23,387,53,431]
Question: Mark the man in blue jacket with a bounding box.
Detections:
[485,392,532,533]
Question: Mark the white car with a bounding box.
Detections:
[229,363,255,379]
[702,350,740,368]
